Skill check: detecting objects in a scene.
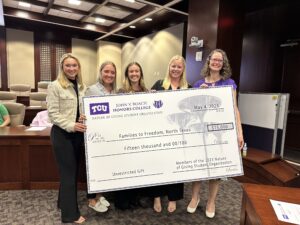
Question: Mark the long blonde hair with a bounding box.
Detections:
[162,55,189,90]
[57,53,84,90]
[122,62,147,92]
[98,61,117,92]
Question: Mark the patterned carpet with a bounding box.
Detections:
[0,179,242,225]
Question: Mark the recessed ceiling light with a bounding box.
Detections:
[95,17,106,23]
[129,25,136,29]
[16,11,29,18]
[68,0,81,6]
[19,1,31,8]
[145,18,152,21]
[125,0,135,3]
[85,24,96,30]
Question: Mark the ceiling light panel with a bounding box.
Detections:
[68,0,81,6]
[19,2,31,8]
[29,5,44,13]
[85,17,115,27]
[16,11,29,18]
[3,0,18,8]
[109,0,145,10]
[55,0,94,11]
[48,9,83,20]
[95,17,106,24]
[96,6,131,19]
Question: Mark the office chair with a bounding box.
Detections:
[29,92,47,108]
[0,91,17,103]
[10,84,31,96]
[2,102,26,126]
[37,81,50,93]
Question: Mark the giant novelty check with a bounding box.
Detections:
[83,86,243,193]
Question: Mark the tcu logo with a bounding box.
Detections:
[153,100,163,109]
[89,102,110,115]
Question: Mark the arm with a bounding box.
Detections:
[233,90,244,149]
[0,114,10,127]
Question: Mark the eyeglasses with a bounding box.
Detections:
[210,58,223,63]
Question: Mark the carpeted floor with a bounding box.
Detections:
[0,179,243,225]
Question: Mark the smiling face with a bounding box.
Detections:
[169,59,184,80]
[127,64,141,84]
[101,64,116,85]
[209,52,224,73]
[63,57,79,80]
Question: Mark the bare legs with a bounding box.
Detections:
[188,181,201,208]
[74,216,86,224]
[206,180,220,217]
[167,201,176,213]
[188,180,220,217]
[153,197,162,212]
[153,197,176,213]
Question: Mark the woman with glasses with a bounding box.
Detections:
[186,49,244,218]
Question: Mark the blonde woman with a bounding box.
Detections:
[85,61,117,212]
[187,49,244,218]
[150,55,192,213]
[47,53,86,224]
[85,61,117,96]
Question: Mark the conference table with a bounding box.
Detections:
[240,183,300,225]
[0,126,86,190]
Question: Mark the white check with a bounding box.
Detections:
[83,86,243,193]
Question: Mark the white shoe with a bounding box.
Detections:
[89,202,108,213]
[205,210,215,218]
[187,198,200,213]
[99,196,110,207]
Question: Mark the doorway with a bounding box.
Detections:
[281,41,300,164]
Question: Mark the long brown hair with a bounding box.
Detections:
[201,49,232,80]
[122,62,147,92]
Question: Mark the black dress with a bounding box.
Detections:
[149,79,192,201]
[114,87,149,210]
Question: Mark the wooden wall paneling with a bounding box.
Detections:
[281,44,300,152]
[34,31,72,85]
[0,139,23,189]
[21,138,30,189]
[239,3,299,92]
[0,127,87,190]
[185,0,220,85]
[50,41,56,81]
[28,139,58,182]
[34,35,41,92]
[0,27,8,91]
[186,0,245,86]
[217,0,244,88]
[285,113,300,150]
